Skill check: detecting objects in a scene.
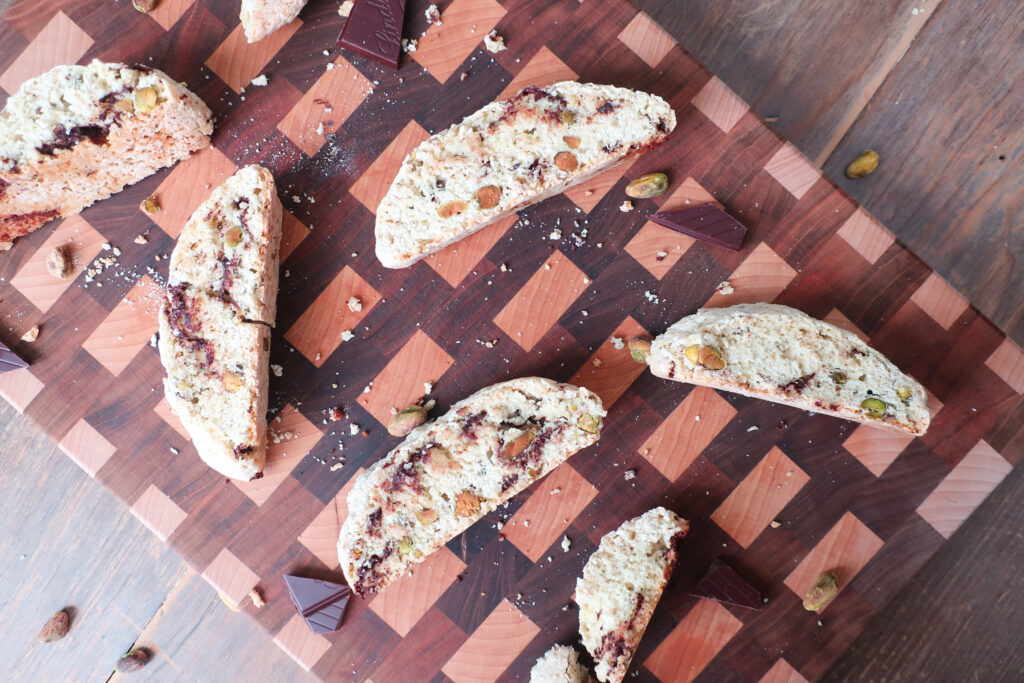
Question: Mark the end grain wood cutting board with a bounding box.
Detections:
[2,0,1023,680]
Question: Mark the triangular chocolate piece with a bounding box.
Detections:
[283,575,352,634]
[690,559,763,610]
[0,339,29,374]
[649,204,747,251]
[337,0,408,70]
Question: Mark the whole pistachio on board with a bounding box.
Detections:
[802,571,840,612]
[37,610,70,643]
[116,649,150,673]
[845,150,879,179]
[624,172,669,199]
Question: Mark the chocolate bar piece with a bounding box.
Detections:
[690,559,763,610]
[649,204,747,251]
[283,575,352,634]
[0,338,29,374]
[337,0,408,70]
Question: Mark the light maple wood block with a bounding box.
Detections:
[502,464,598,562]
[494,251,588,351]
[441,599,539,683]
[640,386,736,482]
[357,329,454,425]
[645,599,744,683]
[412,0,507,84]
[349,120,429,214]
[705,242,797,307]
[691,76,748,134]
[569,316,649,407]
[370,547,467,637]
[206,19,302,93]
[617,10,676,68]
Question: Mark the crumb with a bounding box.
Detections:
[250,74,268,87]
[500,262,509,272]
[548,229,561,240]
[523,520,531,527]
[271,364,283,377]
[20,326,39,343]
[619,200,634,212]
[769,520,782,529]
[550,488,561,495]
[424,4,441,24]
[624,469,636,481]
[248,588,265,608]
[339,0,354,16]
[747,425,759,432]
[592,357,602,368]
[170,447,180,455]
[134,234,149,245]
[341,330,355,342]
[347,296,362,312]
[328,407,344,422]
[149,333,158,348]
[655,249,668,260]
[424,381,433,394]
[349,424,360,435]
[459,71,469,81]
[584,189,594,197]
[610,337,625,350]
[560,536,571,552]
[316,121,325,136]
[643,290,661,304]
[716,280,735,295]
[401,38,418,53]
[484,29,506,53]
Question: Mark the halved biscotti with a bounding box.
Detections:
[646,303,930,435]
[337,377,606,596]
[168,165,282,325]
[576,507,689,683]
[240,0,307,43]
[0,60,213,249]
[159,286,271,481]
[375,81,676,268]
[530,644,592,683]
[159,166,282,481]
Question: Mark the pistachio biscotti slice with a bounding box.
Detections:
[646,303,930,435]
[576,508,689,683]
[530,644,592,683]
[338,377,606,596]
[239,0,307,43]
[375,81,676,268]
[159,166,282,481]
[0,60,213,249]
[168,165,282,325]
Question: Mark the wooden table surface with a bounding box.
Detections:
[2,0,1022,680]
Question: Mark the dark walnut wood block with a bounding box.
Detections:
[1,0,1022,680]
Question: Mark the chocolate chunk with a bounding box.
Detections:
[284,575,352,634]
[690,559,763,610]
[649,204,747,251]
[0,338,29,373]
[337,0,408,70]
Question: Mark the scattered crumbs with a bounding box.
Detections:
[291,195,301,204]
[548,229,562,240]
[424,4,441,25]
[619,200,634,212]
[624,469,636,481]
[459,71,469,81]
[560,536,571,552]
[401,38,418,53]
[250,74,268,87]
[349,423,360,435]
[271,364,283,377]
[339,0,354,16]
[134,234,149,245]
[747,425,759,432]
[643,290,661,304]
[716,280,735,295]
[102,242,112,251]
[340,330,355,342]
[347,296,362,312]
[769,520,782,529]
[610,336,624,350]
[584,189,594,197]
[483,29,506,53]
[544,263,552,270]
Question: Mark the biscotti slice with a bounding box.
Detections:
[375,81,676,268]
[647,303,930,435]
[530,644,592,683]
[159,285,270,481]
[0,60,213,249]
[240,0,306,42]
[168,165,282,325]
[576,508,689,683]
[337,377,606,596]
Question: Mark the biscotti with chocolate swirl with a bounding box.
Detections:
[375,81,676,268]
[0,60,213,250]
[338,377,606,596]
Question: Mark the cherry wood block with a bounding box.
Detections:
[441,599,539,683]
[369,547,466,637]
[410,0,507,85]
[497,45,577,99]
[761,658,810,683]
[206,19,302,94]
[494,251,588,351]
[644,599,744,683]
[502,464,598,562]
[640,386,737,482]
[297,467,365,569]
[9,215,107,313]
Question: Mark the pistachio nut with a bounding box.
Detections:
[476,185,502,209]
[554,151,579,172]
[415,508,439,525]
[577,414,600,434]
[697,345,726,370]
[224,226,243,247]
[845,150,879,179]
[624,172,669,199]
[437,200,468,218]
[860,397,887,418]
[896,385,912,401]
[502,425,539,459]
[802,571,840,612]
[134,87,158,114]
[831,371,847,384]
[387,405,428,437]
[628,338,652,364]
[140,196,160,214]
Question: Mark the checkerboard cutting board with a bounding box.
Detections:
[2,0,1023,680]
